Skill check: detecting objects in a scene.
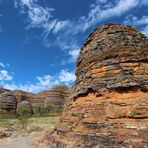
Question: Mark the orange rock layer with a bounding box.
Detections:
[49,90,148,147]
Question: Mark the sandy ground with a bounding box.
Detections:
[0,117,59,148]
[0,133,32,148]
[0,132,47,148]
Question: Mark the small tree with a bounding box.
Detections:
[17,102,33,130]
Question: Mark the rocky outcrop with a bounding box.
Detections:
[44,85,69,108]
[48,24,148,147]
[12,90,45,106]
[0,91,17,117]
[0,85,69,117]
[13,85,69,108]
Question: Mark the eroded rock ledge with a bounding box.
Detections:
[48,24,148,148]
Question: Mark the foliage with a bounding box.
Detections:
[17,104,33,130]
[17,105,32,118]
[33,105,48,117]
[33,104,63,117]
[46,103,63,113]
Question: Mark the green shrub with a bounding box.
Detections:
[17,105,32,118]
[33,104,63,117]
[17,105,32,130]
[33,105,48,117]
[46,103,63,113]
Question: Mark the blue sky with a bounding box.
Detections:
[0,0,148,93]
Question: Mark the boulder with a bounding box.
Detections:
[48,24,148,147]
[17,100,33,116]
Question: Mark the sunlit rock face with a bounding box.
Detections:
[48,24,148,148]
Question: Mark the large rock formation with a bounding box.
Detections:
[0,85,69,117]
[44,85,69,108]
[13,85,69,108]
[0,91,17,117]
[12,90,45,106]
[48,24,148,147]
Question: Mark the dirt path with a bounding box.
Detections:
[0,134,33,148]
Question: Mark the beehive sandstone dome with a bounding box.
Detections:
[73,23,148,98]
[0,91,17,117]
[48,24,148,147]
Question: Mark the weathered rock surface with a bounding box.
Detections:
[48,24,148,147]
[12,90,45,106]
[44,85,69,107]
[13,85,69,108]
[0,91,17,116]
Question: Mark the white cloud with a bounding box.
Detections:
[124,15,148,26]
[0,62,6,68]
[75,0,140,33]
[142,25,148,36]
[0,70,13,81]
[68,49,80,63]
[15,0,69,34]
[58,70,76,83]
[51,0,146,57]
[124,15,148,36]
[2,69,75,93]
[13,0,148,35]
[14,0,148,64]
[28,6,50,26]
[15,0,143,41]
[52,20,70,34]
[37,75,53,86]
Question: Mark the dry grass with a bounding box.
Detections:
[0,116,60,133]
[26,116,60,132]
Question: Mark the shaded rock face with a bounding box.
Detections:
[44,85,69,107]
[0,91,17,116]
[48,24,148,147]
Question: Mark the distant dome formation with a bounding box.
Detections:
[44,85,69,108]
[0,91,17,117]
[48,24,148,147]
[0,84,70,117]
